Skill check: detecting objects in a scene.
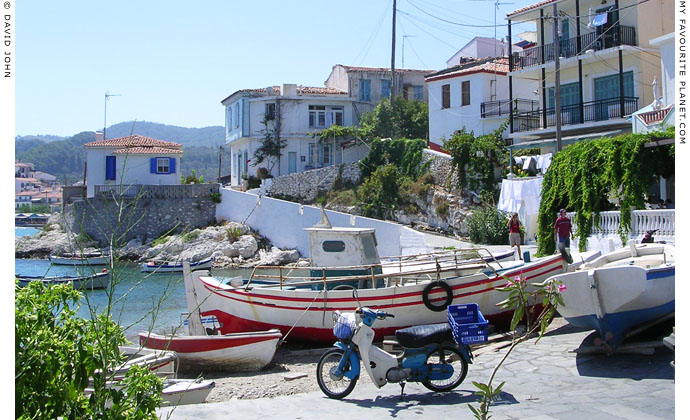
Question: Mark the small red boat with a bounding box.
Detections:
[138,329,282,372]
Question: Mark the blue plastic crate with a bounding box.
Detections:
[447,303,488,344]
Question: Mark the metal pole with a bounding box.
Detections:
[552,5,562,152]
[391,0,397,99]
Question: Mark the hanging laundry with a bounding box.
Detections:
[592,12,608,27]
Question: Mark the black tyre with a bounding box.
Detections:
[422,280,453,312]
[316,348,358,399]
[421,346,468,392]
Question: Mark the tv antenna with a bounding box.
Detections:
[104,91,121,140]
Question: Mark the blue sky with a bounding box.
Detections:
[15,0,538,137]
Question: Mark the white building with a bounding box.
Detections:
[632,32,675,134]
[425,57,537,151]
[83,134,183,198]
[445,36,515,67]
[221,84,367,187]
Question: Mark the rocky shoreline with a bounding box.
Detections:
[15,214,304,269]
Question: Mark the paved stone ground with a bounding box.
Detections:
[158,318,675,420]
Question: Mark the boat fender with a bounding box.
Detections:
[422,280,453,312]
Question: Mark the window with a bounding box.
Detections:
[413,85,424,101]
[309,105,326,127]
[322,144,331,165]
[461,81,471,106]
[490,80,496,102]
[105,156,116,180]
[234,103,240,128]
[157,158,170,173]
[359,79,371,101]
[308,142,333,167]
[226,107,232,131]
[381,79,391,98]
[441,84,450,109]
[265,103,276,120]
[327,106,343,126]
[322,240,346,252]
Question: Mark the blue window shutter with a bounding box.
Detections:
[150,158,157,173]
[105,156,116,180]
[169,158,176,174]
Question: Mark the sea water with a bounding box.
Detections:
[15,245,253,342]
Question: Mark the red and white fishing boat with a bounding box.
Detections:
[138,329,282,372]
[190,213,599,343]
[139,263,281,371]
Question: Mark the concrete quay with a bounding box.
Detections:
[158,318,675,420]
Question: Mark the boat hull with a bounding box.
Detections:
[49,255,109,265]
[138,330,281,372]
[16,271,110,290]
[192,253,581,343]
[140,258,214,273]
[553,253,674,349]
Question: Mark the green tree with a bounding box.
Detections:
[358,164,403,219]
[15,282,162,419]
[359,95,428,140]
[253,103,287,174]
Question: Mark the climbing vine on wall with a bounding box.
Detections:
[443,120,508,197]
[536,127,675,255]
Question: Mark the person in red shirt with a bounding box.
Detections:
[507,212,522,260]
[554,209,574,248]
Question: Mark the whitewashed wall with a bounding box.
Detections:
[215,188,429,258]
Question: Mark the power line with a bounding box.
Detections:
[406,0,509,27]
[352,0,392,65]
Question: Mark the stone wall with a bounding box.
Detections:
[64,184,220,246]
[422,149,460,193]
[263,163,361,202]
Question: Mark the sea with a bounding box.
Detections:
[15,227,251,342]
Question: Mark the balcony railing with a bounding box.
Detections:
[567,209,675,241]
[481,99,539,118]
[512,96,638,132]
[511,25,637,71]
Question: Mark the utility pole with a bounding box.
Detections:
[552,5,562,152]
[104,91,121,140]
[391,0,397,99]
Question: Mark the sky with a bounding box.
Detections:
[12,0,539,137]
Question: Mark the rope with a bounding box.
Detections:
[277,289,325,347]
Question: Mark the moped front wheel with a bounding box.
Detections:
[422,346,468,392]
[316,348,358,399]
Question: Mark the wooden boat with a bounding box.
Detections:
[49,251,109,265]
[550,242,675,350]
[139,263,281,372]
[140,257,213,273]
[16,270,110,290]
[138,330,282,372]
[86,346,215,406]
[188,213,600,343]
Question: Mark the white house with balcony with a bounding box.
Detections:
[221,83,367,187]
[425,56,537,152]
[505,0,673,152]
[83,134,183,198]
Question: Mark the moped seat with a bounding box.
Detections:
[395,323,454,348]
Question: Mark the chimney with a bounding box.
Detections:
[283,84,297,97]
[95,131,104,142]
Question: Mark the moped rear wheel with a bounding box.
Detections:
[316,348,358,399]
[422,346,468,392]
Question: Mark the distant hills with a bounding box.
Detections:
[15,121,225,184]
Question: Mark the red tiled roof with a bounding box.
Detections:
[84,134,182,149]
[507,0,557,17]
[425,57,509,81]
[16,191,38,197]
[15,162,33,167]
[113,147,183,155]
[16,177,39,182]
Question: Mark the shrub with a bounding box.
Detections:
[436,201,450,218]
[226,227,242,243]
[466,206,510,245]
[182,230,200,243]
[209,192,222,203]
[256,167,271,180]
[358,164,404,219]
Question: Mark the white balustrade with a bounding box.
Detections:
[565,209,674,241]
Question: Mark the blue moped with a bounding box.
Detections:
[316,306,473,399]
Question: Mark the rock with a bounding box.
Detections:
[233,235,258,259]
[257,247,300,266]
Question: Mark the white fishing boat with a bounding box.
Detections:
[49,251,109,266]
[140,257,214,273]
[16,270,110,290]
[189,213,599,343]
[550,242,675,350]
[86,346,215,406]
